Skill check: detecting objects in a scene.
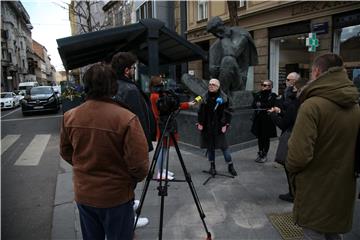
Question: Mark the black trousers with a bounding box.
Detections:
[257,135,270,156]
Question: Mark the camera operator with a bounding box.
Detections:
[150,75,196,180]
[197,78,237,176]
[111,52,156,228]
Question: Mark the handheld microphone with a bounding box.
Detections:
[194,96,203,103]
[214,97,223,111]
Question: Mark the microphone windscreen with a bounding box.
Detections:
[194,96,203,103]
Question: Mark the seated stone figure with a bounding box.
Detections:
[207,16,258,94]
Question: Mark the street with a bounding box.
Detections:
[1,107,62,240]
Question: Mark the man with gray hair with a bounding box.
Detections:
[206,16,258,94]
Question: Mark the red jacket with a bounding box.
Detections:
[60,98,149,208]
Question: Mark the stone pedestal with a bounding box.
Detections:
[176,107,255,147]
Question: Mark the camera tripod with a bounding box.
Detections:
[134,111,212,240]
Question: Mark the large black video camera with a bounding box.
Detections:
[153,85,181,134]
[154,86,180,116]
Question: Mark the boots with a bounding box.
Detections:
[228,163,237,176]
[209,162,216,176]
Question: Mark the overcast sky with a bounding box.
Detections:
[22,0,71,71]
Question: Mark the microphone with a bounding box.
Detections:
[214,97,223,111]
[194,96,203,103]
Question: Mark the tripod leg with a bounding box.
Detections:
[170,133,212,239]
[133,139,163,232]
[157,135,170,240]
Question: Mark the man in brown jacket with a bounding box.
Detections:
[60,63,149,240]
[287,53,360,239]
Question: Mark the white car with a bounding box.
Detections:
[1,92,20,109]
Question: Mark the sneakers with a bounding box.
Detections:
[162,170,174,177]
[157,172,174,180]
[135,217,149,228]
[279,193,294,203]
[228,164,238,176]
[133,200,140,211]
[255,156,268,163]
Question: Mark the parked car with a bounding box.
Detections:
[21,86,60,115]
[1,92,20,109]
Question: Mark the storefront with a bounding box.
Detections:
[268,7,360,95]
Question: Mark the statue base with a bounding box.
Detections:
[177,108,256,147]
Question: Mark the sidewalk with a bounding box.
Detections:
[52,140,360,240]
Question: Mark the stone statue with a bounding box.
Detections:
[207,16,258,94]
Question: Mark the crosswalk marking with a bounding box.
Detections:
[14,134,51,166]
[1,134,21,155]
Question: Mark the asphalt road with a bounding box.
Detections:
[1,107,63,240]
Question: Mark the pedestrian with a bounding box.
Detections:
[149,75,196,180]
[287,53,360,239]
[197,78,237,176]
[251,80,278,163]
[268,72,306,203]
[111,52,156,228]
[60,63,149,240]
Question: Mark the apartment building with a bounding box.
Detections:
[1,1,34,91]
[186,1,360,94]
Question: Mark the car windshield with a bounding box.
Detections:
[1,93,13,98]
[30,87,52,95]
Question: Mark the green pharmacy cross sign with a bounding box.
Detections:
[306,32,319,52]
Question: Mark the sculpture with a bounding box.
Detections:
[207,16,258,94]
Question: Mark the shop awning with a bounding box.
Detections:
[57,18,207,75]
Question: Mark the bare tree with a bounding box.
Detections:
[55,0,108,34]
[227,0,238,26]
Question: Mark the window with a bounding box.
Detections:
[115,11,123,26]
[197,0,208,21]
[136,1,152,22]
[239,0,246,8]
[333,24,360,92]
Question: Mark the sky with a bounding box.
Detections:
[22,0,71,71]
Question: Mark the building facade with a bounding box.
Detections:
[186,1,360,95]
[1,1,34,91]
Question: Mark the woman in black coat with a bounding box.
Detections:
[251,80,278,163]
[197,79,237,176]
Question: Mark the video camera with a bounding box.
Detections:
[154,85,181,116]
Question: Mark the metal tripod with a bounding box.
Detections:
[133,111,212,240]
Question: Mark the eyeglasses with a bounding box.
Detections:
[286,78,294,82]
[209,83,218,87]
[261,84,271,87]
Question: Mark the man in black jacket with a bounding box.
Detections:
[111,52,156,228]
[111,52,156,152]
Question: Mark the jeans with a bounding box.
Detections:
[77,201,134,240]
[156,146,169,173]
[208,148,232,163]
[303,228,343,240]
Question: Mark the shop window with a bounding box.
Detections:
[333,24,360,91]
[197,0,208,21]
[270,34,310,95]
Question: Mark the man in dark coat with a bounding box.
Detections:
[111,52,156,152]
[287,53,360,238]
[197,78,237,176]
[111,52,156,228]
[251,80,278,163]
